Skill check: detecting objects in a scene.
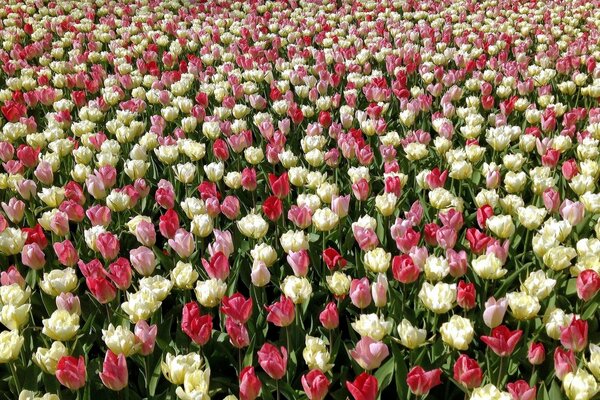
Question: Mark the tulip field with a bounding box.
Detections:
[1,0,600,398]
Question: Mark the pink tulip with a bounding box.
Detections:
[560,317,588,352]
[559,199,585,225]
[56,292,81,315]
[302,369,330,400]
[226,318,250,348]
[349,337,389,370]
[34,161,54,185]
[266,295,295,327]
[527,342,545,365]
[53,240,79,267]
[96,232,120,261]
[406,366,442,396]
[507,381,536,400]
[371,274,388,308]
[21,243,46,269]
[86,205,111,226]
[134,320,157,356]
[554,347,576,380]
[576,269,600,301]
[135,220,156,246]
[130,246,156,276]
[56,356,86,390]
[221,196,240,220]
[221,293,253,324]
[168,229,195,258]
[0,265,25,288]
[1,198,25,223]
[240,366,262,400]
[350,278,372,309]
[287,250,310,277]
[202,251,230,280]
[483,297,508,328]
[331,194,350,217]
[319,302,339,330]
[99,351,128,391]
[257,343,287,380]
[542,187,560,213]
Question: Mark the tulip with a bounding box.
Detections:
[554,347,577,380]
[483,297,508,328]
[202,251,230,280]
[302,369,330,400]
[560,317,588,352]
[350,278,372,309]
[453,354,483,389]
[391,254,421,283]
[265,295,295,327]
[346,373,378,400]
[226,318,250,348]
[181,302,213,346]
[371,274,388,308]
[507,380,536,400]
[96,232,120,261]
[406,366,442,396]
[456,281,476,310]
[527,342,545,365]
[576,270,600,301]
[130,246,157,276]
[319,302,339,330]
[168,229,195,258]
[86,205,111,226]
[349,337,389,371]
[263,195,283,221]
[159,209,179,239]
[21,243,46,270]
[268,172,290,198]
[134,321,157,356]
[56,293,81,315]
[257,343,287,380]
[56,356,86,390]
[481,325,523,357]
[323,248,347,270]
[107,258,132,290]
[99,351,128,391]
[239,366,261,400]
[0,265,25,288]
[134,220,156,247]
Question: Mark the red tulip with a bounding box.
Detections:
[225,318,250,348]
[406,366,442,396]
[96,232,120,261]
[481,326,523,357]
[456,280,476,310]
[86,276,117,304]
[319,301,339,330]
[202,251,230,280]
[527,342,545,365]
[346,373,378,400]
[453,354,483,389]
[507,380,536,400]
[302,369,330,400]
[265,295,295,327]
[181,302,213,346]
[321,248,345,270]
[107,258,132,290]
[221,293,253,324]
[99,351,128,391]
[576,270,600,301]
[262,195,283,221]
[560,317,588,352]
[268,172,290,198]
[241,167,257,191]
[391,254,420,283]
[466,228,492,254]
[158,209,179,239]
[257,343,287,380]
[240,366,261,400]
[56,356,86,390]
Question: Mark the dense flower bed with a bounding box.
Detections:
[0,0,599,399]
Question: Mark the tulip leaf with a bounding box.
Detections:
[391,342,408,399]
[375,356,395,397]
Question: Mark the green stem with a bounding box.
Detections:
[497,357,504,388]
[9,362,20,395]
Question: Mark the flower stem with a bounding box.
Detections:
[497,357,504,388]
[9,362,20,395]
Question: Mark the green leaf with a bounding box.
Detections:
[374,356,395,398]
[391,343,408,399]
